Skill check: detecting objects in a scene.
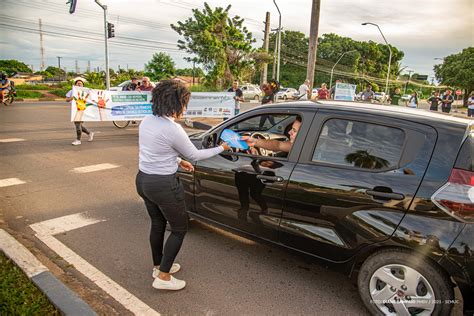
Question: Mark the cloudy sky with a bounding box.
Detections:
[2,0,472,80]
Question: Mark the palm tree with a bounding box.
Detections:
[345,150,389,169]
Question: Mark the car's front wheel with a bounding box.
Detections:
[358,249,454,316]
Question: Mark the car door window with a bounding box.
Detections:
[312,119,405,170]
[222,114,301,158]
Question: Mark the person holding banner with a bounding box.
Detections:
[65,79,94,146]
[136,80,230,291]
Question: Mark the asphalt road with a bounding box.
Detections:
[0,100,368,315]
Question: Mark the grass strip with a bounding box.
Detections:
[0,252,59,315]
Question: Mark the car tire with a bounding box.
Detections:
[254,95,259,101]
[283,95,287,101]
[357,249,454,316]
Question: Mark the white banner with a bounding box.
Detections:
[70,87,235,121]
[334,83,357,101]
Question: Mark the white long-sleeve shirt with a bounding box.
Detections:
[139,115,224,175]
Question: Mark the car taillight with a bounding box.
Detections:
[432,168,474,223]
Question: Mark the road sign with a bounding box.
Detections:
[455,89,462,96]
[416,75,428,81]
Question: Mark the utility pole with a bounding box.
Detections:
[75,59,79,74]
[306,0,321,99]
[56,56,62,82]
[87,60,91,73]
[404,70,414,94]
[272,29,278,79]
[261,12,270,85]
[39,18,45,71]
[95,0,110,90]
[192,59,196,85]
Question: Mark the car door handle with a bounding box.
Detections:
[256,175,284,182]
[366,190,405,201]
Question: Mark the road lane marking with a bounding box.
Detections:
[70,163,120,174]
[0,138,26,142]
[0,178,26,188]
[30,213,159,316]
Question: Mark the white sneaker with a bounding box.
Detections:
[72,140,81,146]
[152,275,186,291]
[152,263,181,278]
[88,132,94,142]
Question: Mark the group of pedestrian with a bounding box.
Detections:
[297,79,337,100]
[122,76,154,92]
[427,90,454,113]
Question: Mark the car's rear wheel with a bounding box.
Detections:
[357,249,453,316]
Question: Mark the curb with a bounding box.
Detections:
[16,98,64,102]
[0,229,97,316]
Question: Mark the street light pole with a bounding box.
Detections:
[273,0,281,82]
[330,50,357,89]
[362,22,392,97]
[95,0,110,90]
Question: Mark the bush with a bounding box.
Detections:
[190,84,221,92]
[15,84,54,90]
[49,88,70,97]
[16,91,42,99]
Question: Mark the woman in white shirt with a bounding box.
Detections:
[65,79,94,145]
[136,80,229,291]
[407,91,418,108]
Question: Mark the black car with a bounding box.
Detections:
[179,101,474,315]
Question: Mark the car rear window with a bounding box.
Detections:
[312,119,405,170]
[454,134,474,171]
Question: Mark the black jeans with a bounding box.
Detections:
[135,171,188,273]
[468,109,474,117]
[74,122,90,140]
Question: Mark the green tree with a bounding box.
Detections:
[0,59,32,75]
[266,31,404,90]
[175,67,205,77]
[144,52,176,81]
[171,2,256,88]
[44,66,65,77]
[434,47,474,105]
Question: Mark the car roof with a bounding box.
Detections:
[260,100,472,126]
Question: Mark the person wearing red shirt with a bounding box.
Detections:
[317,83,329,100]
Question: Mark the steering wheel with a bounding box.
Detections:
[249,132,272,156]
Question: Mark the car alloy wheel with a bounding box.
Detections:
[358,249,454,316]
[369,264,435,315]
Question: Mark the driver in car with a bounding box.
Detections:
[242,116,301,153]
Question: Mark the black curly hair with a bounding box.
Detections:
[151,80,191,117]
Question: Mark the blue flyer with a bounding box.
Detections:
[220,129,249,150]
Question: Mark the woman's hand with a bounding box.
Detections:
[179,160,194,172]
[220,142,231,151]
[241,136,257,147]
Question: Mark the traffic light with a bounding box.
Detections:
[107,22,115,38]
[67,0,77,14]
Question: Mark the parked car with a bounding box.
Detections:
[401,94,411,102]
[181,101,474,315]
[240,84,262,101]
[276,88,298,100]
[374,92,386,102]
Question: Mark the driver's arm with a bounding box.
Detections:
[254,138,292,153]
[0,81,10,89]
